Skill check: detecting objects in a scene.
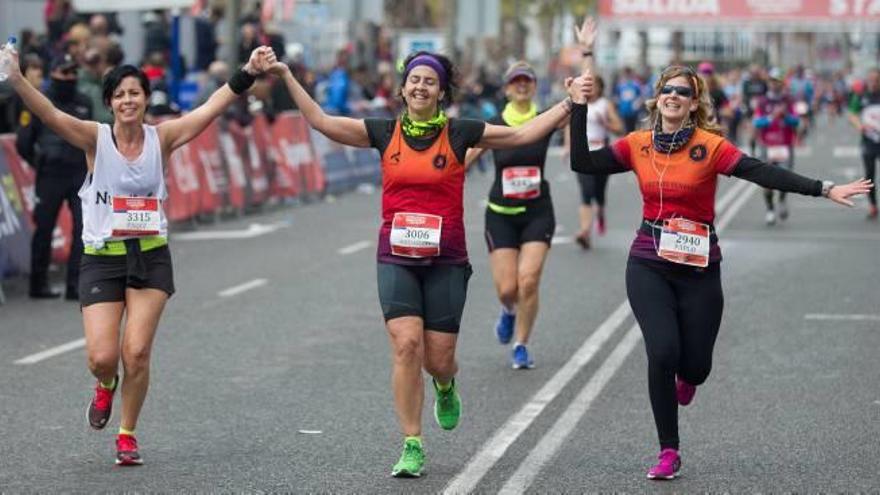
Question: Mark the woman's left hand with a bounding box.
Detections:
[574,16,598,49]
[243,46,276,75]
[827,178,874,207]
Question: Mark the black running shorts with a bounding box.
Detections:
[376,262,472,333]
[79,244,175,307]
[484,204,555,252]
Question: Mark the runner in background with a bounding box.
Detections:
[464,60,569,369]
[566,17,623,249]
[742,65,769,155]
[754,68,800,225]
[847,68,880,219]
[267,51,582,478]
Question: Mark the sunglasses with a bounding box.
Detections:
[659,85,694,98]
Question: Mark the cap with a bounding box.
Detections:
[504,62,537,84]
[49,53,78,74]
[768,67,784,81]
[697,61,714,75]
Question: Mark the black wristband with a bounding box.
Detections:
[228,68,257,95]
[582,51,594,57]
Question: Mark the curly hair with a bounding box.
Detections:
[644,65,724,136]
[397,51,458,108]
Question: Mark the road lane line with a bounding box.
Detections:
[15,338,86,365]
[498,326,642,495]
[804,314,880,322]
[442,302,631,495]
[337,240,372,255]
[444,179,753,494]
[218,278,268,298]
[491,180,757,493]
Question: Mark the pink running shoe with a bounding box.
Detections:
[647,448,681,480]
[676,376,697,406]
[597,211,606,236]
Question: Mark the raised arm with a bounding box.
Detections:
[730,156,872,206]
[8,51,97,152]
[158,46,273,153]
[268,62,370,148]
[574,17,597,78]
[568,76,630,175]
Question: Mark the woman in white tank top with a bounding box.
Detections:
[6,45,277,466]
[569,19,624,249]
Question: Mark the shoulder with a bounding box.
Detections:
[449,117,486,136]
[364,117,396,137]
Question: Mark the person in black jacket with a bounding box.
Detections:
[16,54,92,300]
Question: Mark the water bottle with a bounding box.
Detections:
[0,36,18,82]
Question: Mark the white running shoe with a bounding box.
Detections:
[765,210,776,226]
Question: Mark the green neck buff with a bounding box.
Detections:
[502,101,538,127]
[401,110,448,138]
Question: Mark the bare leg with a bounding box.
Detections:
[386,316,426,436]
[119,288,167,431]
[513,242,550,344]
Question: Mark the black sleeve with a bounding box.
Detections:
[449,118,486,163]
[730,155,822,196]
[569,103,629,175]
[364,118,396,154]
[15,117,40,166]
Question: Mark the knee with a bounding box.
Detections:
[424,350,456,377]
[497,281,517,306]
[391,336,423,366]
[517,273,540,299]
[646,344,679,375]
[121,345,151,376]
[679,360,712,386]
[87,351,118,377]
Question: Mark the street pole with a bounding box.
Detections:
[226,0,242,67]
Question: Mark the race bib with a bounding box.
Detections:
[502,166,541,199]
[390,212,442,258]
[794,101,809,115]
[111,196,161,237]
[766,145,790,163]
[657,218,710,268]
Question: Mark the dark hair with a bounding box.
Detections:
[398,51,458,107]
[102,64,150,107]
[105,43,125,67]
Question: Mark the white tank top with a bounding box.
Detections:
[79,124,168,249]
[586,97,610,150]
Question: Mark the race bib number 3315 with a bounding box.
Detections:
[111,196,161,237]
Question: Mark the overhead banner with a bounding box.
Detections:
[599,0,880,21]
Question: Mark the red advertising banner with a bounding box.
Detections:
[599,0,880,20]
[186,119,223,215]
[278,113,325,196]
[0,135,73,264]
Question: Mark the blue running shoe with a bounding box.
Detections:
[511,344,534,369]
[495,309,515,344]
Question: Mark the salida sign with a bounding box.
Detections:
[600,0,880,19]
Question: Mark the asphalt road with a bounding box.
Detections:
[1,115,878,493]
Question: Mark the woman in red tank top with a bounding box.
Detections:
[268,52,586,477]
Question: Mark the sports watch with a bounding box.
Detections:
[821,180,835,197]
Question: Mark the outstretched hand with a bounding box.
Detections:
[567,75,593,104]
[574,17,598,49]
[828,178,874,207]
[243,46,277,75]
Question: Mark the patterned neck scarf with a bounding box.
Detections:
[401,110,448,138]
[652,119,696,153]
[501,101,538,127]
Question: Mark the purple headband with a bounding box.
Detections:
[404,54,448,89]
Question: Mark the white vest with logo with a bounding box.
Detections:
[79,124,167,249]
[586,97,611,150]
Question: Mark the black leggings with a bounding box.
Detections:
[626,256,724,450]
[863,142,879,206]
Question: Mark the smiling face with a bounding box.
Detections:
[110,76,148,124]
[657,75,698,124]
[505,76,536,103]
[403,65,443,116]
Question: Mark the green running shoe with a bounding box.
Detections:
[433,378,461,431]
[391,438,425,478]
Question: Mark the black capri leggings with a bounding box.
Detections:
[625,256,724,451]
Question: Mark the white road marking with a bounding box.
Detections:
[218,278,268,298]
[464,180,758,494]
[297,430,323,434]
[498,326,642,495]
[832,146,860,158]
[804,314,880,322]
[337,241,372,255]
[174,222,287,241]
[551,236,573,245]
[442,302,632,495]
[15,338,86,365]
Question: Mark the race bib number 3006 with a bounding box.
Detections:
[657,218,710,268]
[390,213,442,258]
[111,196,161,237]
